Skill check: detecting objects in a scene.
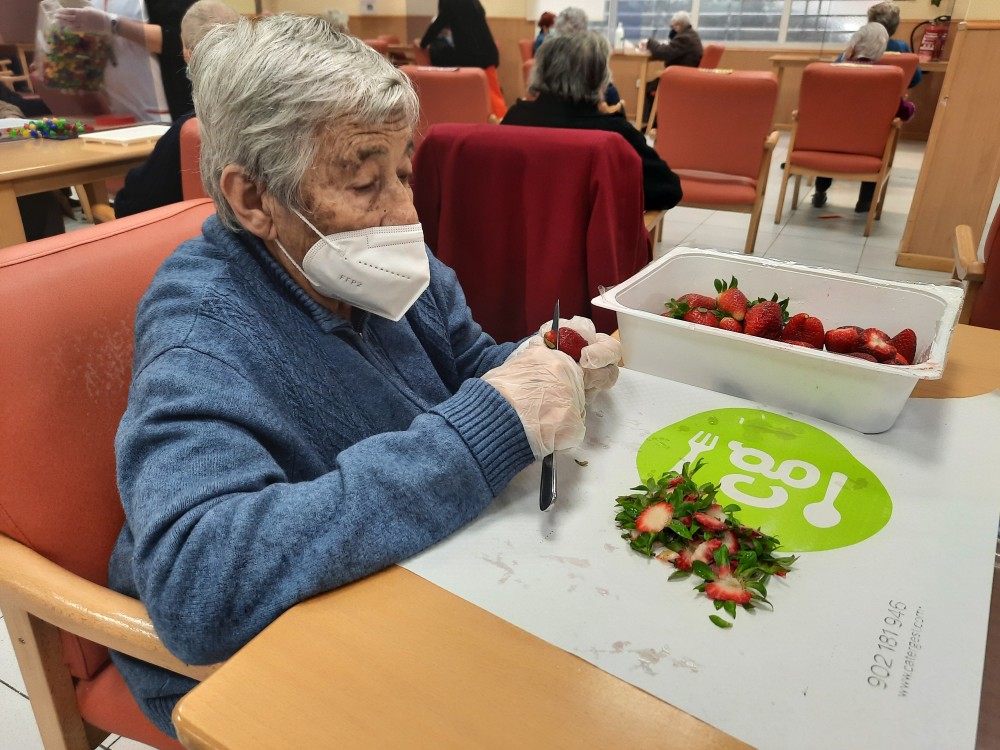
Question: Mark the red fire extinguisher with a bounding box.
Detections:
[911,16,951,63]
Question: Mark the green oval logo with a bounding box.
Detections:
[635,409,891,552]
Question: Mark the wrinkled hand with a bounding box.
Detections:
[55,7,112,35]
[537,316,621,395]
[482,337,586,459]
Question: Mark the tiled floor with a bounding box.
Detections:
[0,134,948,749]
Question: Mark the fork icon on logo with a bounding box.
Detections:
[670,431,719,473]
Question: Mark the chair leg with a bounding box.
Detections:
[745,204,764,255]
[774,171,790,225]
[0,604,94,750]
[875,176,890,221]
[792,175,802,211]
[864,187,879,237]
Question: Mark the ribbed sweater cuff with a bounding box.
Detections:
[433,378,534,495]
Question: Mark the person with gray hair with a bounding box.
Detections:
[642,9,703,127]
[108,13,617,738]
[868,1,921,87]
[548,6,623,111]
[503,31,681,211]
[114,0,242,218]
[812,20,891,211]
[323,7,350,33]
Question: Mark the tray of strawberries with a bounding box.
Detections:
[592,248,965,434]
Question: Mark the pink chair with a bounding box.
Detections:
[654,67,779,254]
[518,38,534,62]
[363,38,390,57]
[877,51,919,98]
[180,116,206,201]
[699,44,725,69]
[400,65,494,146]
[774,62,904,236]
[412,38,431,67]
[0,199,219,750]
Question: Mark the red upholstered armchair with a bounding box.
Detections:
[412,123,650,343]
[0,200,219,749]
[179,116,206,201]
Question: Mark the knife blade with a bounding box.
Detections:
[539,300,560,511]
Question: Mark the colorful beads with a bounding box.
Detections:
[42,27,112,92]
[5,119,95,140]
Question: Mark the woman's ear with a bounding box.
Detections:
[220,166,277,240]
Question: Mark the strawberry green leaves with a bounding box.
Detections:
[614,460,796,628]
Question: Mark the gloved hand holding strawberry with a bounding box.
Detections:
[537,316,621,395]
[481,337,586,459]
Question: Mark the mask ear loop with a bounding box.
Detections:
[291,207,350,259]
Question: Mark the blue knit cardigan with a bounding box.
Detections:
[109,215,533,735]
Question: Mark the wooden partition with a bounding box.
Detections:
[897,21,1000,272]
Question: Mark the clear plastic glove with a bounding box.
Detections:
[537,316,622,395]
[482,337,586,459]
[55,7,113,35]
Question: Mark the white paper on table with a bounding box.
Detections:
[402,368,1000,750]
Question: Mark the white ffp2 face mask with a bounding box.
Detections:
[276,209,430,322]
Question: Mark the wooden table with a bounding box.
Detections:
[0,135,157,248]
[172,324,1000,750]
[611,49,657,130]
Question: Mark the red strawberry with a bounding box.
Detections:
[714,277,747,321]
[691,538,722,565]
[704,565,753,605]
[693,504,727,531]
[888,353,910,366]
[720,530,739,555]
[667,476,685,488]
[674,544,697,570]
[824,326,864,354]
[890,328,917,365]
[718,317,743,334]
[857,328,897,363]
[784,340,817,349]
[780,312,825,349]
[664,293,716,318]
[635,502,674,534]
[543,326,588,362]
[682,308,720,328]
[656,549,679,565]
[743,300,783,339]
[846,352,878,362]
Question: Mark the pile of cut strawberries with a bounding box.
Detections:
[663,277,918,365]
[614,460,796,629]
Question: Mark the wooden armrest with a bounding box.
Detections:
[0,534,217,681]
[91,203,116,224]
[487,114,499,125]
[644,209,666,232]
[953,224,986,281]
[764,130,779,150]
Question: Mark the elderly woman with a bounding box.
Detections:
[109,14,618,738]
[868,1,921,87]
[503,31,681,212]
[812,21,890,211]
[552,6,621,109]
[642,10,703,126]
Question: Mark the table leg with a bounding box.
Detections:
[633,58,650,130]
[78,181,110,225]
[0,184,28,248]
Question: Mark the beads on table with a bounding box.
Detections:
[5,119,95,140]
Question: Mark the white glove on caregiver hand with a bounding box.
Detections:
[482,337,586,459]
[55,7,113,34]
[537,316,622,395]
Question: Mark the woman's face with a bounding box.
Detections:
[274,118,417,257]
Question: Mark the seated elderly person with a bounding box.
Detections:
[812,21,890,212]
[552,6,621,110]
[109,13,620,738]
[502,31,682,212]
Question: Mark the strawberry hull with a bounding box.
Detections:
[592,248,964,434]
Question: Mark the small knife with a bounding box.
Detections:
[539,300,560,511]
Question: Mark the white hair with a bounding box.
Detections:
[671,11,692,28]
[848,21,889,62]
[324,8,350,34]
[180,0,241,51]
[529,31,610,105]
[554,7,588,35]
[188,14,419,231]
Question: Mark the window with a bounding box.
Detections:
[599,0,868,47]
